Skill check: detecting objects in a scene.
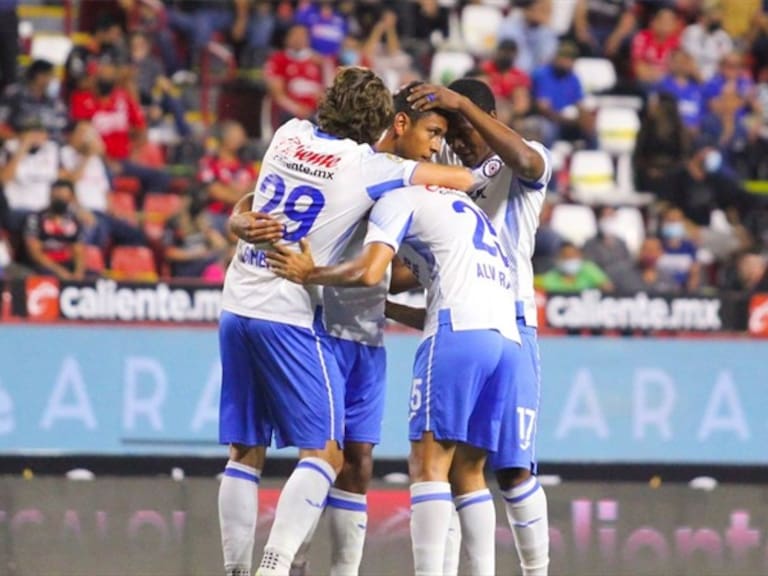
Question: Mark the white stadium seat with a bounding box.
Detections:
[573,58,617,94]
[430,50,475,85]
[612,207,646,256]
[596,107,640,155]
[461,4,504,55]
[31,34,73,67]
[550,203,598,247]
[569,149,615,204]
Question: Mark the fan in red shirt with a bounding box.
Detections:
[632,6,681,86]
[480,39,532,123]
[197,120,257,233]
[69,52,145,161]
[264,24,327,128]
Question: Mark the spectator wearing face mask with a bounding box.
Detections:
[264,24,326,128]
[657,206,701,292]
[681,0,733,82]
[536,241,614,293]
[197,120,256,234]
[22,179,87,280]
[480,39,532,123]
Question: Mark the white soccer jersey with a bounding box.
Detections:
[322,222,389,347]
[365,185,521,344]
[469,143,552,328]
[221,119,417,328]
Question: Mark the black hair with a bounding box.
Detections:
[447,78,496,114]
[394,81,452,123]
[51,179,75,194]
[26,59,54,82]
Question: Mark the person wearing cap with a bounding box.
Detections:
[0,113,60,232]
[531,41,595,147]
[498,0,558,75]
[681,0,734,82]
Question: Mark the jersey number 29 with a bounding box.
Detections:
[259,173,326,241]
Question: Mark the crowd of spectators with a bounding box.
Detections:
[0,0,765,300]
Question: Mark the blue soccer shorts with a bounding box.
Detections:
[330,337,387,445]
[490,316,541,472]
[408,310,522,452]
[218,310,344,450]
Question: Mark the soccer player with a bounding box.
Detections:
[266,181,523,576]
[216,66,475,576]
[230,81,454,576]
[408,78,552,576]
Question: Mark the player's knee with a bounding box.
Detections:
[495,466,532,491]
[337,444,374,493]
[228,443,266,470]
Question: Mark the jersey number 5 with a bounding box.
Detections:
[259,173,326,241]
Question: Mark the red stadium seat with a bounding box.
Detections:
[143,194,183,241]
[85,245,105,273]
[110,246,158,282]
[108,192,138,223]
[113,176,142,196]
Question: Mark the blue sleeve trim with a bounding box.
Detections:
[518,177,545,190]
[395,213,414,246]
[366,178,405,201]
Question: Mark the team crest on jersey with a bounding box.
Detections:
[481,157,502,178]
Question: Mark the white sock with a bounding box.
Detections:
[502,477,550,576]
[258,458,337,575]
[327,488,367,576]
[442,507,461,576]
[410,481,453,576]
[290,510,322,576]
[219,460,260,576]
[455,489,496,576]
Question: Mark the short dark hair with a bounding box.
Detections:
[51,179,75,194]
[316,67,394,145]
[26,59,54,82]
[447,78,496,114]
[394,81,452,124]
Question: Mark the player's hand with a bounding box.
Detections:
[407,83,465,113]
[228,211,284,244]
[266,239,315,284]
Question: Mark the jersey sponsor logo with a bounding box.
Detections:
[26,276,60,320]
[748,294,768,336]
[545,290,722,332]
[272,135,340,179]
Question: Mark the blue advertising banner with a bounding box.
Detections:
[0,325,766,463]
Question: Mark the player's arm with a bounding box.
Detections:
[410,162,476,192]
[384,300,425,330]
[227,192,284,244]
[267,239,395,287]
[407,84,546,182]
[390,256,420,294]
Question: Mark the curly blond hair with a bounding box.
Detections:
[316,67,394,145]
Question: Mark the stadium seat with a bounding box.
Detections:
[573,58,617,94]
[113,176,142,196]
[550,203,598,247]
[550,0,578,35]
[110,246,158,282]
[460,4,503,55]
[569,150,615,204]
[430,51,475,86]
[612,207,646,256]
[30,34,73,67]
[85,245,105,273]
[143,194,183,241]
[596,107,640,155]
[109,192,138,223]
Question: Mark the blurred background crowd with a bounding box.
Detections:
[0,0,767,298]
